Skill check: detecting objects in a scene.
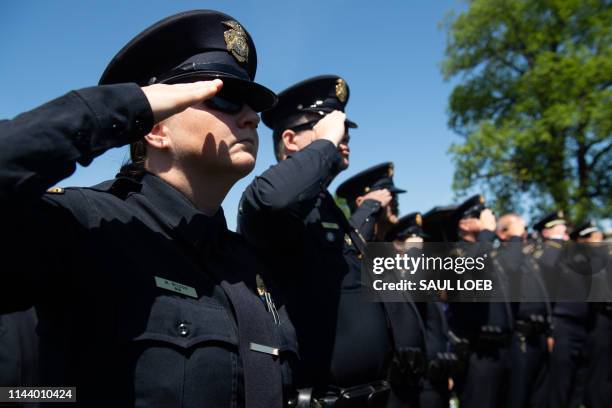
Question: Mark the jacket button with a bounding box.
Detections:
[178,322,190,337]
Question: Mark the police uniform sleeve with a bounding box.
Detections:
[238,139,341,248]
[0,83,153,200]
[0,84,154,312]
[349,199,380,242]
[477,230,496,243]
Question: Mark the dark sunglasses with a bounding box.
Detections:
[287,120,318,132]
[204,94,248,114]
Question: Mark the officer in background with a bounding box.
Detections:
[445,195,513,408]
[336,164,428,405]
[532,212,589,408]
[386,213,459,408]
[570,221,611,408]
[385,212,427,248]
[421,205,470,408]
[239,77,422,407]
[0,10,296,407]
[570,220,604,242]
[335,162,405,242]
[498,214,550,408]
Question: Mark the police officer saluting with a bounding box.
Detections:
[0,10,296,407]
[442,195,513,408]
[497,213,551,408]
[336,162,405,242]
[387,213,459,408]
[532,211,590,408]
[569,220,611,408]
[238,77,422,407]
[337,163,428,406]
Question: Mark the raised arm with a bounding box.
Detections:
[0,80,222,201]
[0,80,223,312]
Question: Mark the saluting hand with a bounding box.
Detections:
[357,189,393,208]
[141,79,224,123]
[313,110,347,147]
[480,208,497,232]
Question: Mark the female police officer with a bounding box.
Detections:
[0,10,296,407]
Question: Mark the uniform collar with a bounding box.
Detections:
[137,171,228,248]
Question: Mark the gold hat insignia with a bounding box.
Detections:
[388,165,394,177]
[416,213,422,226]
[479,195,485,204]
[223,21,249,64]
[335,78,347,103]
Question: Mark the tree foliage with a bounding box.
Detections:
[442,0,611,222]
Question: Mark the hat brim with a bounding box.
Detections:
[293,107,358,129]
[390,187,406,194]
[220,76,278,113]
[160,71,277,112]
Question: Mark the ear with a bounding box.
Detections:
[458,218,469,232]
[281,129,299,155]
[355,196,365,207]
[144,123,171,151]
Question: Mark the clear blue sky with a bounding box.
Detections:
[0,0,466,231]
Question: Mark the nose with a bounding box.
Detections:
[237,105,260,129]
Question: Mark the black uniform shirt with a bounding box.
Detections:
[0,84,297,407]
[238,140,391,389]
[540,240,590,319]
[448,231,513,338]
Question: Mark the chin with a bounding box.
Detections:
[232,154,257,176]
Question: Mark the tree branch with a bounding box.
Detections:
[588,141,612,171]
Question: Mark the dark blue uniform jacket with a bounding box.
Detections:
[0,84,296,407]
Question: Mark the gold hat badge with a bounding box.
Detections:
[223,21,249,64]
[388,164,394,177]
[416,213,422,226]
[335,78,347,102]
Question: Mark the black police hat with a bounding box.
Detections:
[385,212,426,241]
[261,75,357,131]
[569,219,600,240]
[336,162,405,210]
[422,205,458,242]
[532,210,566,232]
[453,195,486,221]
[99,10,276,112]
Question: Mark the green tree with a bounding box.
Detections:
[442,0,611,222]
